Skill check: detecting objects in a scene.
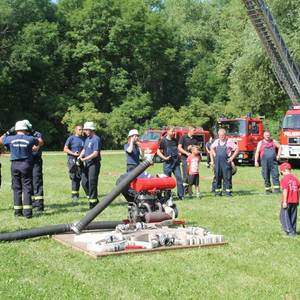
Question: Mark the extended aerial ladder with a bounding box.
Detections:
[242,0,300,104]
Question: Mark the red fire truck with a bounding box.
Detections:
[139,128,210,162]
[242,0,300,162]
[280,106,300,161]
[216,114,264,164]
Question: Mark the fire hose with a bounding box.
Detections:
[0,159,152,242]
[0,221,123,242]
[71,158,153,234]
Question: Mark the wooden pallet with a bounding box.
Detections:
[52,233,227,259]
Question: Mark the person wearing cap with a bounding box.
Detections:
[210,128,239,197]
[0,120,41,218]
[279,162,299,237]
[79,121,101,209]
[157,127,184,200]
[23,120,45,211]
[124,129,140,172]
[255,131,281,194]
[64,124,85,201]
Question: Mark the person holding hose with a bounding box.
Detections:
[255,131,281,194]
[210,128,239,197]
[124,129,140,172]
[64,124,85,201]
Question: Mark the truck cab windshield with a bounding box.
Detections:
[140,132,161,141]
[282,114,300,129]
[218,120,247,136]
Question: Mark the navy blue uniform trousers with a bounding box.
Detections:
[82,162,101,208]
[32,156,44,208]
[11,160,33,217]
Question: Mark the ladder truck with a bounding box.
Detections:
[242,0,300,162]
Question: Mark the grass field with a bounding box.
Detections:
[0,152,299,299]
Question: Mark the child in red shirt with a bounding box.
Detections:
[279,162,299,237]
[187,146,201,198]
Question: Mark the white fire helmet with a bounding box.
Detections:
[23,119,32,130]
[15,120,29,131]
[128,129,139,137]
[83,121,96,130]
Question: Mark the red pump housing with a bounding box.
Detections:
[130,177,176,193]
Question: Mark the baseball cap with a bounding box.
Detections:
[279,162,292,172]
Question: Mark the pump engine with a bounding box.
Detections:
[117,175,178,223]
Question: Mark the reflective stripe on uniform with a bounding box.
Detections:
[273,185,280,189]
[14,205,23,210]
[89,198,98,203]
[34,196,44,200]
[215,189,222,192]
[225,189,232,192]
[265,187,271,190]
[72,191,79,194]
[23,205,32,210]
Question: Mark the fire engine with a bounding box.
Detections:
[242,0,300,163]
[216,114,264,164]
[139,128,210,162]
[280,106,300,161]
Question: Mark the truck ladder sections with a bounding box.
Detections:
[242,0,300,104]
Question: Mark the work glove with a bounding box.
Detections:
[5,126,15,135]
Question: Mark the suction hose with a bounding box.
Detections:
[0,221,124,242]
[0,159,152,242]
[71,158,153,234]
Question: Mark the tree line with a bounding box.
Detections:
[0,0,299,149]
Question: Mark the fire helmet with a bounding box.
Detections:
[83,121,96,130]
[128,129,139,137]
[15,120,29,131]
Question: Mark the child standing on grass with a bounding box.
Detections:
[187,146,201,198]
[279,162,299,237]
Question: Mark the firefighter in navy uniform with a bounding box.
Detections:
[255,131,281,193]
[210,129,239,197]
[124,129,140,172]
[63,125,85,200]
[24,120,45,211]
[79,122,101,209]
[157,127,184,200]
[0,120,40,218]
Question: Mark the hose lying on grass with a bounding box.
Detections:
[0,159,153,242]
[0,221,124,242]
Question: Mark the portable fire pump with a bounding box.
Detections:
[118,174,178,223]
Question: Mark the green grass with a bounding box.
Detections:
[0,152,299,299]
